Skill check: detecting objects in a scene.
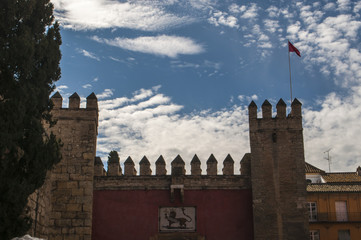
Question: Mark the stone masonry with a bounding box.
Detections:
[249,99,309,240]
[31,92,98,240]
[28,95,308,240]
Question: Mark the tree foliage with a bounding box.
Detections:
[108,150,120,164]
[0,0,62,238]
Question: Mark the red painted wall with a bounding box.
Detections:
[92,189,254,240]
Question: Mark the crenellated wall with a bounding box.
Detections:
[27,95,308,240]
[95,153,247,177]
[92,154,254,240]
[94,153,252,190]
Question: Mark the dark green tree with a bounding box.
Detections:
[0,0,62,239]
[108,150,120,164]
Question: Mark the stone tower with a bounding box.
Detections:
[46,92,98,240]
[249,99,308,240]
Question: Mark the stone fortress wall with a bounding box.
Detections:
[27,92,308,240]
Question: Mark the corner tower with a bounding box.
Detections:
[47,92,98,240]
[249,99,308,240]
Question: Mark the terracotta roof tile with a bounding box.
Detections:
[307,184,361,193]
[322,172,361,183]
[305,162,325,174]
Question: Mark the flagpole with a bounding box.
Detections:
[288,41,293,105]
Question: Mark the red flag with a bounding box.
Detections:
[288,41,301,57]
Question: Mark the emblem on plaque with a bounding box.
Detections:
[159,207,196,232]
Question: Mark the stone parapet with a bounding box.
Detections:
[222,154,234,175]
[190,154,202,176]
[28,95,309,240]
[139,156,152,176]
[94,157,106,177]
[104,154,245,176]
[206,154,218,176]
[94,175,251,191]
[124,157,137,176]
[155,155,167,176]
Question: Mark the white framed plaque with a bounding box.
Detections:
[159,207,196,232]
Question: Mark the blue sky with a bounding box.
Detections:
[51,0,361,173]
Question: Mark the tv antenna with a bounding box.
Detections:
[324,148,332,172]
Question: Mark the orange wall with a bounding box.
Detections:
[308,192,361,240]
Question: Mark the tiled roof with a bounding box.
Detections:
[305,163,361,192]
[322,172,361,183]
[307,184,361,193]
[305,162,325,174]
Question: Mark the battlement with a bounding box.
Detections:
[94,153,252,191]
[51,91,98,110]
[95,153,251,177]
[50,92,98,133]
[31,94,308,240]
[248,98,302,131]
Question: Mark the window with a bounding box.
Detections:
[338,230,350,240]
[308,202,318,221]
[335,201,348,221]
[310,230,320,240]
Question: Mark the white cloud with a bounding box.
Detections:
[287,21,301,39]
[170,60,200,68]
[240,3,259,20]
[299,5,324,27]
[52,0,193,31]
[227,3,259,20]
[354,2,361,16]
[97,86,250,173]
[92,35,204,58]
[77,49,100,61]
[229,3,246,14]
[281,1,361,171]
[97,89,114,100]
[188,0,215,10]
[82,84,92,89]
[238,94,258,103]
[287,3,361,86]
[52,1,361,174]
[208,10,239,28]
[96,85,361,173]
[324,2,336,11]
[303,87,361,172]
[242,24,273,52]
[109,56,121,62]
[266,6,280,18]
[264,19,281,33]
[95,82,361,173]
[54,85,68,93]
[337,0,351,11]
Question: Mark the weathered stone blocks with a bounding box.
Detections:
[249,99,308,240]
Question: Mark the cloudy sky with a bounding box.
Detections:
[51,0,361,173]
